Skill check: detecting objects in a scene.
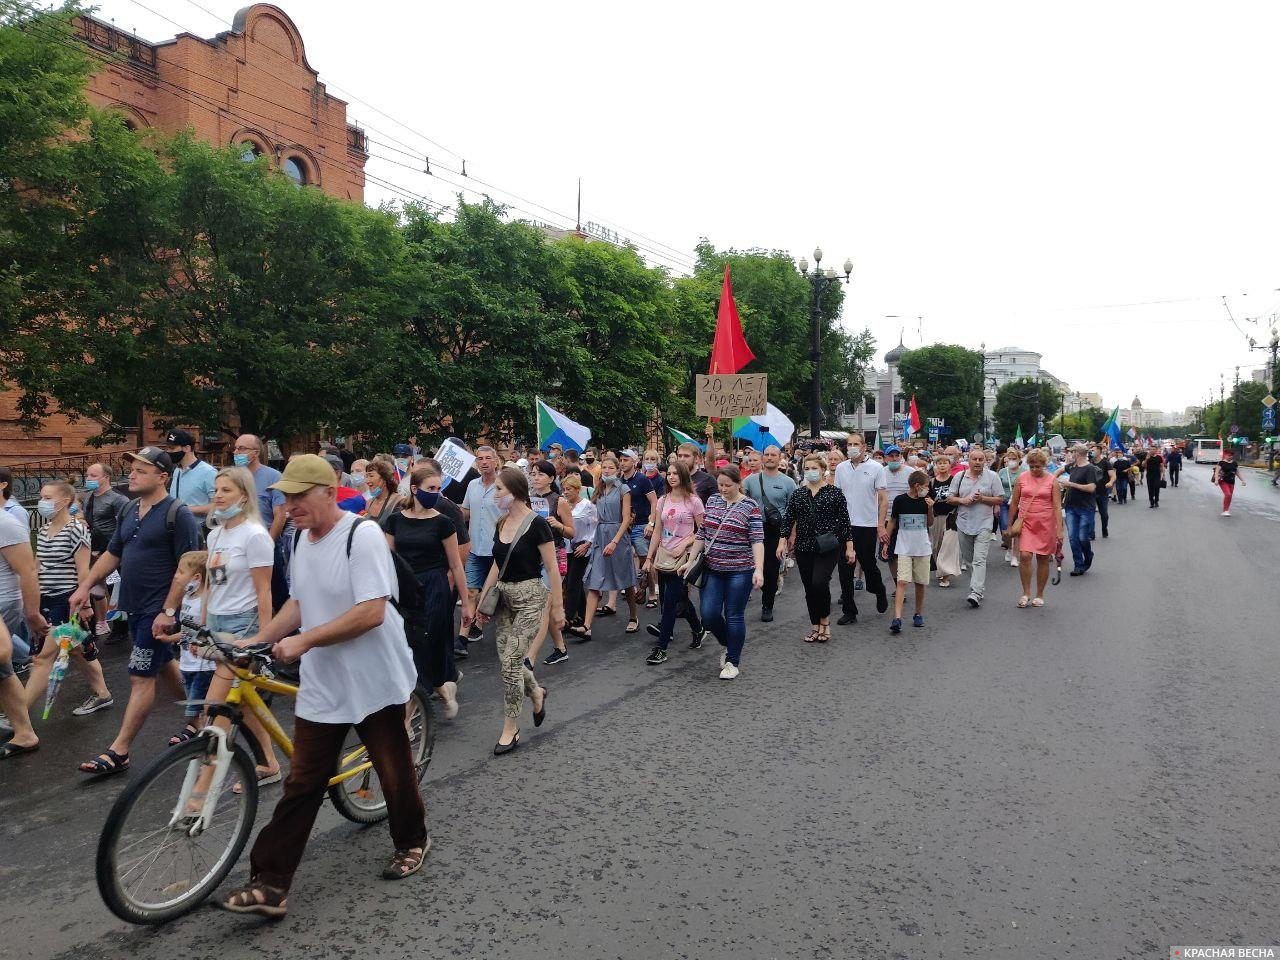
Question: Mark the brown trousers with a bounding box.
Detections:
[249,701,426,890]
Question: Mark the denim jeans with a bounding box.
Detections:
[656,570,701,649]
[699,569,754,667]
[1063,506,1095,571]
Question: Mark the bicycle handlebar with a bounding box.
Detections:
[179,620,274,669]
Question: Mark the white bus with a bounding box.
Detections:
[1190,438,1223,464]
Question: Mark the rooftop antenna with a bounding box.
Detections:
[576,177,581,232]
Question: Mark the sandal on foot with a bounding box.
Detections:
[625,620,639,634]
[817,625,831,643]
[233,766,283,795]
[0,740,39,760]
[1031,597,1045,607]
[168,724,200,747]
[595,606,616,618]
[1017,596,1030,608]
[382,837,431,880]
[533,687,549,727]
[78,749,128,775]
[644,598,658,608]
[221,882,288,917]
[804,628,819,643]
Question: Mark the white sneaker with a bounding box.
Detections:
[719,662,739,680]
[719,648,727,668]
[1222,510,1230,516]
[440,681,459,720]
[1004,550,1012,563]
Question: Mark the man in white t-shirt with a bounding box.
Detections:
[222,455,426,918]
[833,434,890,624]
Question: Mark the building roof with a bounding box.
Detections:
[884,336,908,364]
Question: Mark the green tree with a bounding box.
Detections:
[400,199,575,445]
[1058,406,1108,440]
[8,127,419,444]
[896,344,984,439]
[992,377,1063,443]
[1204,380,1267,441]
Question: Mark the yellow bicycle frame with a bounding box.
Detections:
[221,666,372,788]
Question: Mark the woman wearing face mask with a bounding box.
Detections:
[681,467,764,680]
[159,468,281,781]
[639,449,664,608]
[525,461,575,667]
[385,464,474,719]
[363,459,398,523]
[474,468,561,754]
[568,455,635,642]
[349,459,370,492]
[927,454,957,587]
[781,455,853,644]
[999,450,1026,566]
[26,482,113,718]
[562,474,596,633]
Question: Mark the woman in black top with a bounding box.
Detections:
[1144,450,1165,508]
[1213,448,1245,515]
[385,465,474,721]
[781,453,854,643]
[475,468,562,755]
[928,454,958,587]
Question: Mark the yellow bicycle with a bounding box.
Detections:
[96,628,434,924]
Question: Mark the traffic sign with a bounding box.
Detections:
[928,427,940,442]
[1264,407,1277,430]
[1263,394,1277,408]
[1230,424,1239,434]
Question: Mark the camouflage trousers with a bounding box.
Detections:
[493,577,546,718]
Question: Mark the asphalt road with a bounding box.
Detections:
[3,463,1278,959]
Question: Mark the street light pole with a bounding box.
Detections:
[1248,326,1279,469]
[797,248,853,439]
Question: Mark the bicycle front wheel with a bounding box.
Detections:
[329,686,435,824]
[96,737,259,925]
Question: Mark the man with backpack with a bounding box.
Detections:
[69,447,202,775]
[221,455,426,918]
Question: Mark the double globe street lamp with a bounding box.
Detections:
[797,248,854,439]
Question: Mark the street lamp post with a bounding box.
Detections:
[797,248,853,439]
[1248,325,1279,469]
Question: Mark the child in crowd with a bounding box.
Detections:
[164,550,214,744]
[887,470,934,634]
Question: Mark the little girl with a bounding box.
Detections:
[165,550,215,742]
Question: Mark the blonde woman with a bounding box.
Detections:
[1008,447,1064,608]
[161,468,280,786]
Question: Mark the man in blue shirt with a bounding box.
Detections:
[166,428,218,521]
[234,434,285,541]
[69,446,201,775]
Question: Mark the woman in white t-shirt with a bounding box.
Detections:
[172,468,280,785]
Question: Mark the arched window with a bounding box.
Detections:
[282,156,307,186]
[238,141,262,163]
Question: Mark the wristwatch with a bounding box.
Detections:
[164,606,177,618]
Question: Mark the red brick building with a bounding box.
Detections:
[0,4,367,464]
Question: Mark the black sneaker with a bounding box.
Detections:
[645,624,660,638]
[454,643,470,660]
[875,590,889,614]
[760,608,774,623]
[645,646,668,665]
[689,629,707,650]
[543,648,569,666]
[837,612,857,626]
[467,623,483,641]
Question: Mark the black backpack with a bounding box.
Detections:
[123,496,188,560]
[293,516,422,616]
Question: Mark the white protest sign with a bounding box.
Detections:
[434,440,476,486]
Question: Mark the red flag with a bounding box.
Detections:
[908,395,922,435]
[709,265,755,375]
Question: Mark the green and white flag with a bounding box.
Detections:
[668,426,704,451]
[536,398,591,452]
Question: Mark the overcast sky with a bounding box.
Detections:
[92,0,1280,417]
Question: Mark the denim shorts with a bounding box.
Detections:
[207,609,259,640]
[465,553,495,590]
[127,613,171,677]
[627,523,650,558]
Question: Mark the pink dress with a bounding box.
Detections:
[1014,470,1057,556]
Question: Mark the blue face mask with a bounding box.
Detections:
[85,479,100,492]
[887,460,903,471]
[233,454,250,468]
[212,502,243,522]
[368,487,382,500]
[603,474,618,485]
[414,489,440,510]
[804,469,821,484]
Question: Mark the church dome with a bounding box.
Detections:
[885,338,908,364]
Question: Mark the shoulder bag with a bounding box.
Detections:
[684,500,746,590]
[651,497,686,574]
[476,511,536,618]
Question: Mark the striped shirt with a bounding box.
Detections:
[696,494,764,573]
[37,519,90,598]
